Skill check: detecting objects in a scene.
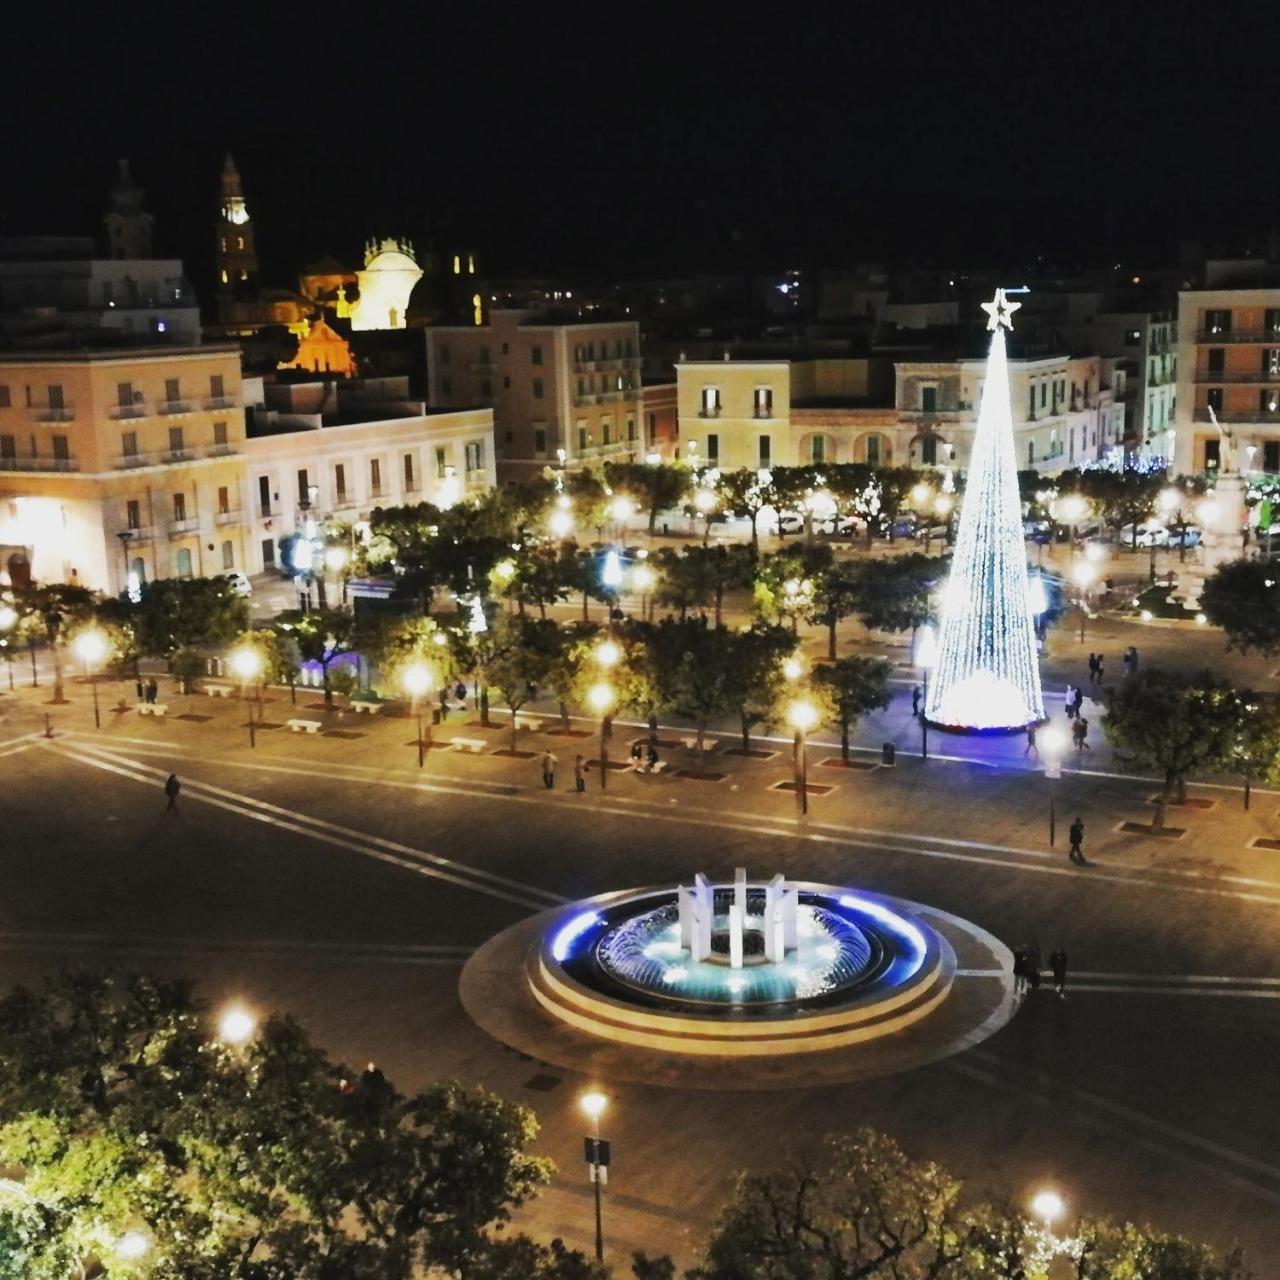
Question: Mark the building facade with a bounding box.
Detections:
[426,309,644,477]
[1173,287,1280,476]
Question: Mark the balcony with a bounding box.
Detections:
[1193,408,1280,423]
[169,517,201,536]
[698,406,722,419]
[122,526,154,542]
[1194,371,1280,384]
[213,508,241,526]
[256,503,273,519]
[0,454,79,473]
[36,406,74,423]
[332,495,357,511]
[110,403,148,420]
[469,361,496,374]
[1195,330,1280,344]
[204,396,238,410]
[159,399,193,416]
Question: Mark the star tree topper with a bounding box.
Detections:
[981,287,1021,332]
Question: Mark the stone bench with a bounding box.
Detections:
[287,718,322,734]
[513,713,544,731]
[204,683,235,697]
[349,700,384,715]
[635,759,668,774]
[681,737,714,753]
[451,737,487,753]
[137,703,168,717]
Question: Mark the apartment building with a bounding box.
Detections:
[0,345,246,592]
[1173,287,1280,475]
[426,309,644,477]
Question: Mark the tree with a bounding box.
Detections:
[1073,1220,1249,1280]
[654,545,754,627]
[604,461,691,533]
[715,468,777,553]
[1229,691,1280,810]
[726,625,794,753]
[486,616,561,749]
[236,626,302,704]
[129,577,248,660]
[510,542,579,618]
[812,657,893,762]
[1103,667,1244,806]
[1200,559,1280,654]
[9,583,95,703]
[281,607,359,706]
[755,544,834,634]
[92,595,142,678]
[541,622,601,730]
[169,645,204,693]
[361,613,452,702]
[652,619,741,773]
[809,568,860,660]
[850,553,942,636]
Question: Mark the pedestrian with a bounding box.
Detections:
[647,743,659,770]
[573,754,586,793]
[1072,716,1090,751]
[134,675,144,702]
[1071,686,1084,719]
[1068,815,1087,865]
[164,773,181,813]
[146,678,158,704]
[438,690,449,721]
[630,741,644,767]
[1027,942,1042,993]
[1012,948,1028,998]
[455,681,467,706]
[1095,654,1105,685]
[1025,722,1038,756]
[540,749,557,790]
[911,685,922,718]
[1087,653,1098,685]
[1050,946,1069,999]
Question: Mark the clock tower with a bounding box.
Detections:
[216,154,258,300]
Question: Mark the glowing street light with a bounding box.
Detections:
[229,646,263,748]
[1197,496,1221,527]
[610,495,635,525]
[324,545,348,573]
[1040,723,1068,845]
[580,1091,611,1262]
[601,550,623,590]
[629,562,655,620]
[1158,486,1180,516]
[217,1003,256,1046]
[1031,1188,1065,1234]
[73,629,109,729]
[403,661,435,766]
[782,656,804,682]
[1072,561,1096,643]
[115,1229,151,1261]
[595,639,621,669]
[911,481,931,506]
[549,508,574,537]
[587,682,615,791]
[787,699,819,815]
[0,605,16,692]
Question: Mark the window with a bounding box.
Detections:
[700,386,721,416]
[48,384,64,410]
[479,345,490,363]
[164,378,180,404]
[866,434,882,466]
[1039,382,1047,408]
[121,431,138,458]
[502,342,509,355]
[126,499,141,530]
[1207,387,1224,414]
[577,377,586,397]
[534,428,547,455]
[222,540,234,569]
[51,435,68,460]
[648,412,656,433]
[403,453,415,489]
[1028,439,1036,465]
[117,381,134,408]
[175,548,193,578]
[173,492,186,522]
[707,433,720,463]
[920,385,938,412]
[335,463,347,500]
[0,435,13,459]
[754,387,774,418]
[258,475,271,515]
[758,435,771,467]
[1207,348,1225,375]
[261,538,275,567]
[1265,441,1280,472]
[532,345,543,366]
[1204,309,1232,336]
[465,441,484,473]
[213,421,228,450]
[603,421,612,446]
[168,426,184,455]
[370,458,382,493]
[919,436,935,465]
[578,425,588,451]
[0,386,9,407]
[1124,329,1142,346]
[1205,438,1221,469]
[297,469,309,505]
[575,345,584,362]
[1267,309,1280,335]
[217,485,230,514]
[532,377,544,399]
[1261,389,1280,414]
[1028,386,1036,418]
[627,418,636,442]
[1265,349,1280,378]
[210,374,224,400]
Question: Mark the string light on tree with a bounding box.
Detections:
[925,289,1044,731]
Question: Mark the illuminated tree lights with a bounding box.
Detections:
[925,291,1044,730]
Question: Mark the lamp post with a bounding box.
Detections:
[403,662,434,766]
[629,561,654,622]
[1030,1189,1065,1260]
[787,699,819,814]
[1040,723,1067,846]
[913,623,937,760]
[1058,493,1086,554]
[0,604,18,691]
[587,681,615,790]
[325,545,350,608]
[72,629,108,729]
[1072,561,1096,644]
[229,647,262,748]
[693,486,717,545]
[580,1091,610,1263]
[217,1002,257,1047]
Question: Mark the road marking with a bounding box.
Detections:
[1067,985,1280,999]
[61,740,1280,909]
[1071,971,1280,986]
[52,744,562,913]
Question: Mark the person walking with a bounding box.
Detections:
[911,685,922,718]
[1050,946,1069,999]
[146,678,158,704]
[1012,948,1028,998]
[1025,722,1038,756]
[540,749,558,790]
[134,675,145,702]
[164,773,181,813]
[1063,683,1076,719]
[1095,653,1105,686]
[573,754,586,793]
[1071,686,1084,719]
[1068,816,1087,865]
[1087,653,1098,685]
[1027,942,1042,993]
[1072,716,1090,752]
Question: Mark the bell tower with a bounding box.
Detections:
[104,158,154,260]
[216,154,258,297]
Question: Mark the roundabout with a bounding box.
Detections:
[460,869,1018,1089]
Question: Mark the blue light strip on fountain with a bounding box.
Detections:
[551,911,602,961]
[839,895,927,978]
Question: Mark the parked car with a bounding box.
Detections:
[816,513,863,536]
[914,523,951,543]
[1120,521,1170,548]
[1023,519,1052,544]
[225,571,252,598]
[879,515,918,539]
[776,511,806,534]
[1167,526,1202,548]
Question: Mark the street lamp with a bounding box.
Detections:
[72,629,108,729]
[549,507,574,538]
[1071,561,1096,644]
[217,1003,257,1046]
[580,1091,610,1262]
[0,605,15,691]
[693,487,717,544]
[325,545,350,607]
[403,662,434,766]
[1031,1188,1065,1236]
[115,1229,151,1262]
[1058,493,1086,549]
[587,682,615,790]
[630,562,654,620]
[782,655,804,683]
[914,623,937,760]
[787,699,819,815]
[228,646,262,748]
[1040,723,1067,846]
[595,639,621,669]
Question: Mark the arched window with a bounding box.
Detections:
[175,548,193,578]
[131,556,146,585]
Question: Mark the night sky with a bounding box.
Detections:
[5,2,1276,286]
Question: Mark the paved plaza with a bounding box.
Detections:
[1,627,1279,1269]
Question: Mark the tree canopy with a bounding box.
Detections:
[1200,558,1280,655]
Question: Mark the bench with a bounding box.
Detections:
[287,718,322,734]
[513,713,544,731]
[349,700,384,715]
[137,703,168,717]
[451,737,487,753]
[634,759,669,774]
[204,683,235,698]
[681,737,714,753]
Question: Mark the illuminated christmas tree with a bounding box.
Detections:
[925,289,1044,730]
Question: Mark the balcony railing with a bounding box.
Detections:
[332,495,357,511]
[110,403,147,420]
[204,396,238,410]
[256,504,273,519]
[1194,371,1280,384]
[206,443,238,458]
[0,454,78,473]
[1194,408,1280,423]
[1195,330,1280,344]
[159,400,192,415]
[169,517,201,536]
[213,508,241,526]
[698,406,722,418]
[36,406,74,422]
[122,526,154,542]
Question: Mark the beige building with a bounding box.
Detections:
[1173,287,1280,475]
[0,348,496,594]
[426,309,644,477]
